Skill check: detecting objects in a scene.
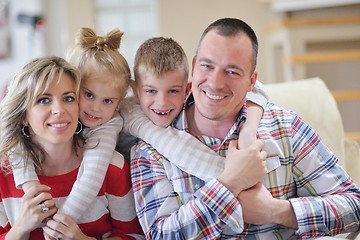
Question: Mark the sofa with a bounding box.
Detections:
[265,78,360,186]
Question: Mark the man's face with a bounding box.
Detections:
[191,30,257,123]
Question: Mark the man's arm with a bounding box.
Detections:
[240,113,360,237]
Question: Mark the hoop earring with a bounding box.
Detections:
[21,125,30,138]
[74,121,83,135]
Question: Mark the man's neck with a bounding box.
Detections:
[186,104,235,139]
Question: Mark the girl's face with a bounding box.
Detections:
[79,72,122,128]
[24,73,79,147]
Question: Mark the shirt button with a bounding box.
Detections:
[195,184,200,189]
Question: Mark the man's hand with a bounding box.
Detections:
[238,183,298,229]
[217,139,267,197]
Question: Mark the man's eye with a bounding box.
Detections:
[227,70,239,76]
[200,63,210,69]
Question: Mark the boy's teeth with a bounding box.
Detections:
[154,110,170,115]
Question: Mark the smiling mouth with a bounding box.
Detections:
[152,109,172,116]
[49,123,68,128]
[85,112,99,120]
[205,91,225,100]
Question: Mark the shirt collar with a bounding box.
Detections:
[173,93,248,142]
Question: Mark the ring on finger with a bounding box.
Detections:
[40,202,49,213]
[57,233,63,240]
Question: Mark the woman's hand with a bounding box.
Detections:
[8,184,57,239]
[43,213,93,240]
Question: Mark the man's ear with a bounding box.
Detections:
[191,57,196,78]
[248,70,258,92]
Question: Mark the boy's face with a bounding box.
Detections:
[136,70,186,127]
[79,72,121,128]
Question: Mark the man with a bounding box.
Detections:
[130,18,360,239]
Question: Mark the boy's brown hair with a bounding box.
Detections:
[134,37,189,83]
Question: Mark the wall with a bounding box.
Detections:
[158,0,281,83]
[0,0,94,92]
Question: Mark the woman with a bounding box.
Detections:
[0,56,143,239]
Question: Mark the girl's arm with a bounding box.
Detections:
[9,145,40,192]
[59,113,123,222]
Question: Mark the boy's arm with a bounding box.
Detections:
[9,145,39,192]
[59,113,123,222]
[240,80,268,149]
[120,103,225,181]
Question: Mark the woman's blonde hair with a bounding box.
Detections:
[67,27,131,105]
[0,56,81,170]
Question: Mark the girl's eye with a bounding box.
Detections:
[145,89,156,94]
[64,96,76,102]
[104,99,113,105]
[84,91,94,99]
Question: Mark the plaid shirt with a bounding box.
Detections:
[130,97,360,239]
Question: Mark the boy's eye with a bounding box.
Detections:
[145,89,156,94]
[103,99,113,105]
[169,89,179,94]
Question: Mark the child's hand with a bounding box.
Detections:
[22,180,41,193]
[43,213,90,240]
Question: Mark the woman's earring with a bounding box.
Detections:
[21,125,30,138]
[74,121,83,135]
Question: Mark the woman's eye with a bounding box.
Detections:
[64,96,75,102]
[37,97,50,104]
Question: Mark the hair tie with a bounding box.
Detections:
[77,27,123,52]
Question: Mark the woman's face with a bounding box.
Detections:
[24,73,79,147]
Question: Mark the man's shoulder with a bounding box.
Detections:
[259,102,301,131]
[263,102,299,119]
